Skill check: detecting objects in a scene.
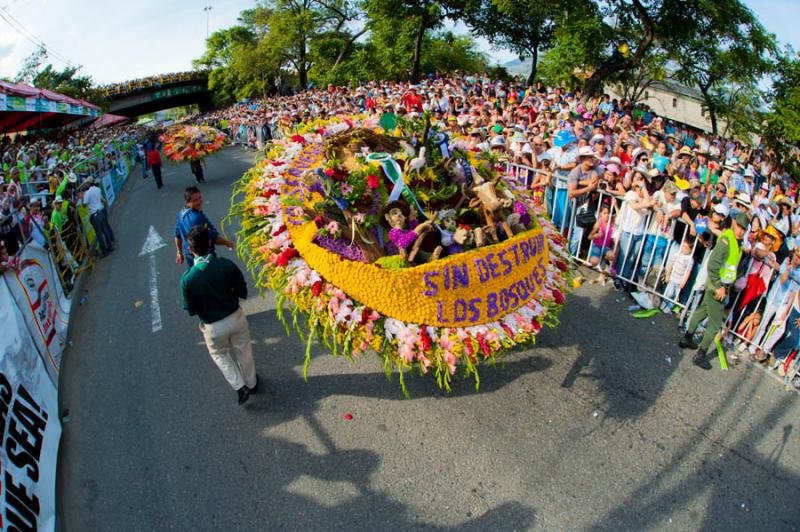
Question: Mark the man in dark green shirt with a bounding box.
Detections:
[181,226,258,404]
[680,211,750,369]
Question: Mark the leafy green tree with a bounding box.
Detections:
[710,84,766,141]
[363,0,445,83]
[14,46,104,105]
[669,0,775,135]
[764,50,800,147]
[14,46,47,85]
[458,0,566,86]
[613,47,667,104]
[538,12,610,89]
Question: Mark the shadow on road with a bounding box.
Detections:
[541,290,683,420]
[587,370,799,531]
[207,309,540,530]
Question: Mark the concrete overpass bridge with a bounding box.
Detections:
[102,71,212,117]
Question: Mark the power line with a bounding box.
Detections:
[0,6,79,68]
[0,7,76,66]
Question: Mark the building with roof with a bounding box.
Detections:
[608,80,727,133]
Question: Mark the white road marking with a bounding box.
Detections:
[148,254,163,333]
[140,226,167,333]
[139,226,167,256]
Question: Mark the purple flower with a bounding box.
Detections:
[313,235,367,262]
[514,201,531,226]
[306,181,325,196]
[389,228,417,250]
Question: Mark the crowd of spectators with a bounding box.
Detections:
[0,124,143,280]
[200,73,800,386]
[5,71,800,385]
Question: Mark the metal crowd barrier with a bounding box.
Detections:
[504,161,800,373]
[4,143,139,293]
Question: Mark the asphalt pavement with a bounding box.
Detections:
[57,146,800,531]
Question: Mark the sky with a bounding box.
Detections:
[0,0,798,85]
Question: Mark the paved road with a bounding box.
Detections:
[58,146,800,531]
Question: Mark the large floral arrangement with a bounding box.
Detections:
[230,115,572,395]
[159,125,227,162]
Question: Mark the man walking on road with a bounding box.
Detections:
[181,226,258,405]
[679,211,750,369]
[146,145,164,189]
[175,186,234,267]
[79,177,115,257]
[190,159,206,183]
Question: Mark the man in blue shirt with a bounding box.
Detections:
[175,186,235,267]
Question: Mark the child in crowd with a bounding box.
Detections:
[587,205,617,281]
[661,239,694,314]
[731,310,761,364]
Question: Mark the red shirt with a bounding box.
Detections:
[146,149,162,166]
[401,92,423,112]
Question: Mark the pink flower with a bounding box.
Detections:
[325,221,340,235]
[442,352,457,375]
[367,174,379,189]
[398,344,415,364]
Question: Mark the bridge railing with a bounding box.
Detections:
[100,71,208,98]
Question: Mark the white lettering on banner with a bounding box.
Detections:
[0,281,60,532]
[101,172,116,207]
[140,226,167,333]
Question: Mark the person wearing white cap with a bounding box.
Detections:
[50,195,69,232]
[566,147,600,255]
[708,202,730,238]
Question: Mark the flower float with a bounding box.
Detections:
[160,125,227,162]
[230,115,572,395]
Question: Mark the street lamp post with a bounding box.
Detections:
[203,5,213,39]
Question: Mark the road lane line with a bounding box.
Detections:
[148,254,163,333]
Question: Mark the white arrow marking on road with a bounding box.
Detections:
[139,225,167,256]
[140,226,167,333]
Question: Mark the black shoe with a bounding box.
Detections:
[237,387,250,405]
[246,374,259,394]
[693,350,712,370]
[679,333,698,350]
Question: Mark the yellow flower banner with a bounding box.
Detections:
[282,141,550,326]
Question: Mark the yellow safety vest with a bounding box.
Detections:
[719,228,741,285]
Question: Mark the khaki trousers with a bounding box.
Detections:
[200,308,256,390]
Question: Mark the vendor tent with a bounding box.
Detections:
[0,80,101,134]
[90,113,130,129]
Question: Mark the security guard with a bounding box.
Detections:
[680,211,750,369]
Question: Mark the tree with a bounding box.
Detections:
[764,50,800,147]
[710,84,766,141]
[580,0,661,97]
[670,0,775,135]
[458,0,566,86]
[538,12,610,89]
[363,0,445,83]
[14,46,103,105]
[14,46,47,84]
[193,22,264,104]
[577,0,758,97]
[613,47,667,104]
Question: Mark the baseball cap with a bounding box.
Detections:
[734,211,751,228]
[713,203,730,217]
